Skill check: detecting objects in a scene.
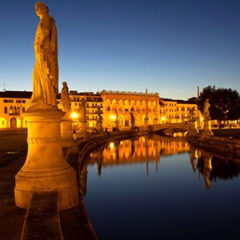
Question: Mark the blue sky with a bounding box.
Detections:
[0,0,239,99]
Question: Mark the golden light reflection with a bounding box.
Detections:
[89,136,189,167]
[109,142,115,149]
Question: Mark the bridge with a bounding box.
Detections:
[148,123,190,134]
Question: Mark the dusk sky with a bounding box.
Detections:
[0,0,240,99]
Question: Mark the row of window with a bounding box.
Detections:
[73,102,103,108]
[4,106,25,114]
[3,99,26,103]
[86,116,99,120]
[165,106,195,112]
[106,107,155,112]
[71,97,101,102]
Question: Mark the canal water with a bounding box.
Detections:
[82,135,240,239]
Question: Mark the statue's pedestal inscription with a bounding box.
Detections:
[15,108,78,209]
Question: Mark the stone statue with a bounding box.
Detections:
[203,99,211,120]
[79,98,86,118]
[130,107,135,128]
[61,82,71,113]
[97,106,102,121]
[31,2,58,107]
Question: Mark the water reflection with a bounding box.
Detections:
[83,135,240,239]
[89,135,189,167]
[81,136,240,195]
[189,146,240,189]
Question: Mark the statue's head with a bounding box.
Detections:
[62,82,68,88]
[35,2,49,16]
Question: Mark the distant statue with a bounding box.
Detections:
[203,99,211,120]
[31,2,58,107]
[130,108,135,128]
[97,106,102,121]
[61,82,71,113]
[79,98,86,118]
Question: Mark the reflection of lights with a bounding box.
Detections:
[109,115,116,121]
[200,117,204,122]
[161,116,166,121]
[71,112,79,119]
[109,142,115,149]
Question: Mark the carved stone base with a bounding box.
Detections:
[15,108,79,210]
[61,117,73,147]
[200,120,213,138]
[188,121,199,136]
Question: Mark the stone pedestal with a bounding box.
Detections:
[15,108,79,210]
[188,121,199,136]
[61,115,73,147]
[200,120,213,138]
[79,117,88,137]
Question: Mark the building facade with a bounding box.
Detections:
[159,98,201,124]
[0,90,201,130]
[101,90,160,130]
[0,91,31,128]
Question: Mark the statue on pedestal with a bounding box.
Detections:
[203,99,211,120]
[130,107,135,130]
[96,106,103,132]
[61,82,71,114]
[31,2,58,108]
[79,98,87,136]
[15,3,78,210]
[201,98,213,137]
[60,82,73,146]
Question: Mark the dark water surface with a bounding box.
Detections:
[83,135,240,240]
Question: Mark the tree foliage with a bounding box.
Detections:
[197,86,240,121]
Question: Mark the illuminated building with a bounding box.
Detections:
[159,98,201,124]
[0,91,31,128]
[0,90,202,129]
[101,90,160,129]
[58,91,103,129]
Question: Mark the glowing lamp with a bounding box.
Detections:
[71,112,79,119]
[109,115,116,121]
[161,116,166,121]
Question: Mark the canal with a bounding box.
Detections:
[82,135,240,239]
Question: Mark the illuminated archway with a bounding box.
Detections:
[112,99,117,112]
[0,118,7,128]
[10,118,17,128]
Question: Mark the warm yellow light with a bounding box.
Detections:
[71,112,79,119]
[200,117,204,122]
[161,116,166,121]
[109,115,116,121]
[109,142,115,149]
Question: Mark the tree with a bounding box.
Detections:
[197,86,240,125]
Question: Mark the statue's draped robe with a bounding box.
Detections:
[31,14,58,106]
[61,86,71,113]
